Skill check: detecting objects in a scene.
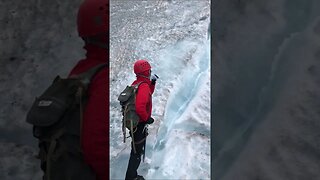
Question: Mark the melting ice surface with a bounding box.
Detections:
[111,39,210,180]
[110,1,210,179]
[146,39,210,180]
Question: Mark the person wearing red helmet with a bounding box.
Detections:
[69,0,109,179]
[125,60,157,180]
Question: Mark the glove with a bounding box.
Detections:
[151,74,159,85]
[145,117,154,124]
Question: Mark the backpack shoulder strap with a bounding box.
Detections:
[72,63,107,87]
[133,81,148,92]
[71,63,107,142]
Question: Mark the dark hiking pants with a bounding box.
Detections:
[125,123,147,180]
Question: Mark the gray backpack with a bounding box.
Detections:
[26,63,106,180]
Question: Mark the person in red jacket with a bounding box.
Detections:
[125,60,157,180]
[68,0,109,179]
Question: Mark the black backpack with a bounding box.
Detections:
[26,63,106,180]
[118,82,146,151]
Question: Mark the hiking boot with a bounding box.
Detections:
[134,175,145,180]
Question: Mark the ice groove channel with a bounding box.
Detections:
[154,39,210,151]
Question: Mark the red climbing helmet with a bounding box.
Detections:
[134,60,151,75]
[77,0,109,37]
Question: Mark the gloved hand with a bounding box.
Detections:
[145,117,154,124]
[151,74,159,85]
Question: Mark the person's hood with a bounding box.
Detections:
[136,69,151,79]
[68,43,108,76]
[135,75,151,85]
[84,43,108,63]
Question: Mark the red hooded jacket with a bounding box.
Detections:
[69,44,109,180]
[132,76,155,122]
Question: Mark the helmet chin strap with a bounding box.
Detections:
[83,37,108,49]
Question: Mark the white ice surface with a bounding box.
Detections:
[110,1,210,179]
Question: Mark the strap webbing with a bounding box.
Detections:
[79,87,84,147]
[70,63,107,87]
[46,128,65,180]
[134,136,147,145]
[122,118,126,143]
[131,120,137,154]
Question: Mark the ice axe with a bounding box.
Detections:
[151,74,159,84]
